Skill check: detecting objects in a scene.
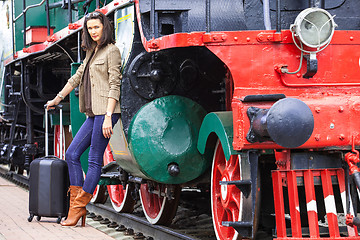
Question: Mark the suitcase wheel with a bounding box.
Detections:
[28,214,34,222]
[36,216,41,221]
[57,216,62,224]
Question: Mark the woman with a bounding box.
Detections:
[46,11,121,227]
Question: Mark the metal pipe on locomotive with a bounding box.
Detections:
[2,0,360,239]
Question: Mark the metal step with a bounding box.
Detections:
[222,221,253,238]
[219,179,251,198]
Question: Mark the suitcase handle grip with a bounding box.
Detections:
[44,104,63,110]
[44,104,63,158]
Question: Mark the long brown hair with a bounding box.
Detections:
[81,11,114,50]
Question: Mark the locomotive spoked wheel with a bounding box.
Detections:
[107,183,135,212]
[211,141,242,240]
[104,145,135,212]
[91,185,108,204]
[139,182,180,225]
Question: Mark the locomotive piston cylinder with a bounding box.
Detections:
[247,98,314,148]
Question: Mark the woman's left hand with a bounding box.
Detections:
[102,116,113,138]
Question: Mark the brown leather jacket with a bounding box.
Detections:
[68,43,121,115]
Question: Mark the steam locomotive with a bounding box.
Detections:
[1,0,360,239]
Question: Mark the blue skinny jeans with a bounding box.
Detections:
[65,114,119,194]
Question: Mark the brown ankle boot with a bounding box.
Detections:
[68,185,82,209]
[62,185,82,223]
[61,189,93,227]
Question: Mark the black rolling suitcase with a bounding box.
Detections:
[28,105,69,223]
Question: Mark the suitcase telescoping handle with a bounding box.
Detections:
[44,104,63,158]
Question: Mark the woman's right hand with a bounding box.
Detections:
[46,98,61,110]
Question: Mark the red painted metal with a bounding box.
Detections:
[229,95,360,151]
[205,34,360,150]
[321,170,340,237]
[345,152,360,175]
[272,169,360,239]
[231,100,245,150]
[272,171,287,238]
[68,23,81,30]
[304,170,320,238]
[275,150,291,170]
[26,26,54,45]
[286,171,301,238]
[345,136,360,175]
[347,214,355,227]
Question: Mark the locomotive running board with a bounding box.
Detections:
[272,169,360,239]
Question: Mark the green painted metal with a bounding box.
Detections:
[98,178,122,186]
[14,0,66,51]
[69,62,89,173]
[197,112,237,161]
[14,0,45,51]
[49,102,71,126]
[128,95,209,184]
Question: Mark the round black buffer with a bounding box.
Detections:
[267,98,314,148]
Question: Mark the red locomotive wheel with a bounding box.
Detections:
[54,125,65,159]
[107,184,134,212]
[211,141,241,240]
[104,145,135,212]
[139,182,180,225]
[91,185,107,204]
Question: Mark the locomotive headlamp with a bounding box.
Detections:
[291,8,336,50]
[284,8,336,78]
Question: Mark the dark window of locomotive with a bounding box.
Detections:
[161,24,174,35]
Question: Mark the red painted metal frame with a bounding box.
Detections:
[287,170,302,238]
[272,171,287,238]
[272,169,360,239]
[321,170,340,238]
[303,170,320,238]
[4,0,131,66]
[210,35,360,151]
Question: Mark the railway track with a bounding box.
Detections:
[0,165,216,240]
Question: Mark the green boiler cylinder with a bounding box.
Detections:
[128,95,210,184]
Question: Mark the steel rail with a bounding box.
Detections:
[86,203,201,240]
